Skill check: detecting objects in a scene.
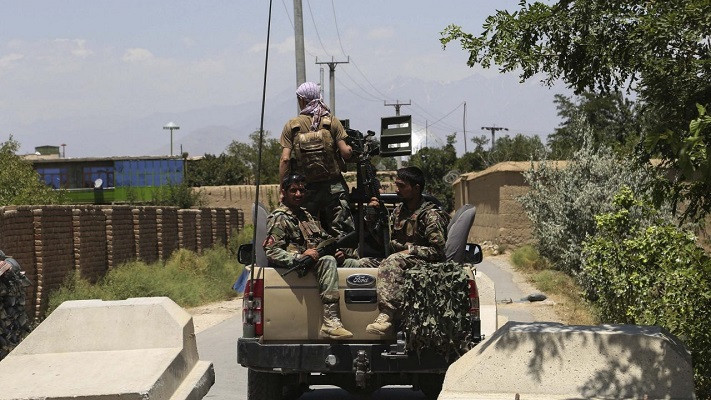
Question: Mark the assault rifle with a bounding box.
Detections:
[281,231,358,277]
[345,128,391,258]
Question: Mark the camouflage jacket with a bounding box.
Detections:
[263,204,331,268]
[389,199,449,262]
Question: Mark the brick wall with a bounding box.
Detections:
[0,205,243,319]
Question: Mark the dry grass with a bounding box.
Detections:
[509,245,597,325]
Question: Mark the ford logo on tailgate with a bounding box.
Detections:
[346,274,375,287]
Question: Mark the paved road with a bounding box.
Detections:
[196,257,534,399]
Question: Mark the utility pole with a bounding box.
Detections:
[385,100,411,168]
[294,0,306,112]
[463,101,467,153]
[384,99,411,116]
[481,125,508,151]
[315,56,349,116]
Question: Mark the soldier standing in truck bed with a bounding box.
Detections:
[263,173,358,339]
[278,81,355,237]
[364,166,449,335]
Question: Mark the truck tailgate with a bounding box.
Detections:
[261,267,394,342]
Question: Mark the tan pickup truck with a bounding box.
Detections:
[237,199,483,400]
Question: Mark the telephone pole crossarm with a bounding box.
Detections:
[315,57,349,116]
[481,125,509,151]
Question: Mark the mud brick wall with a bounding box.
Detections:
[213,208,227,246]
[133,207,158,263]
[0,205,243,320]
[178,210,198,252]
[158,208,179,261]
[105,206,134,269]
[73,206,107,283]
[35,206,75,320]
[199,209,213,250]
[0,207,37,315]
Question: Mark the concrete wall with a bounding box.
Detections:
[0,205,244,320]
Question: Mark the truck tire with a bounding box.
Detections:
[419,373,445,400]
[247,369,284,400]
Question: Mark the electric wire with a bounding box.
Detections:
[306,0,332,58]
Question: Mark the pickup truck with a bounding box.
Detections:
[236,198,483,400]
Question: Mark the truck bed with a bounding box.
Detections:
[260,266,394,342]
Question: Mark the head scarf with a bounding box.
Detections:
[296,82,331,131]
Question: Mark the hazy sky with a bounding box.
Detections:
[0,1,569,156]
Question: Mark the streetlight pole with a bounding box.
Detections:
[163,122,180,156]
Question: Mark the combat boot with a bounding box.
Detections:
[320,302,353,339]
[365,310,393,335]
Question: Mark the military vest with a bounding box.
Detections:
[291,116,341,183]
[272,207,324,254]
[391,201,441,246]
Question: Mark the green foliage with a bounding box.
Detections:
[441,0,711,220]
[549,92,642,159]
[0,137,66,205]
[581,187,711,396]
[520,118,657,274]
[46,246,243,316]
[185,153,250,187]
[409,134,458,211]
[510,245,549,271]
[228,224,254,257]
[403,261,472,357]
[149,182,206,208]
[488,133,546,165]
[227,130,281,184]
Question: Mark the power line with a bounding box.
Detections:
[330,0,348,57]
[306,0,332,57]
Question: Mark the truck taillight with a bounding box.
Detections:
[243,279,264,336]
[468,279,480,317]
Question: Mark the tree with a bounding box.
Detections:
[489,133,546,164]
[409,134,458,211]
[441,0,711,219]
[0,137,65,205]
[185,153,250,187]
[549,92,643,159]
[455,135,489,173]
[227,130,281,184]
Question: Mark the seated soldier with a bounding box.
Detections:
[263,173,357,340]
[365,166,450,335]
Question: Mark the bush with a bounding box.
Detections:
[510,245,549,271]
[150,182,206,208]
[46,247,243,316]
[581,187,711,396]
[520,118,656,274]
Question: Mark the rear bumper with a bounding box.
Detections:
[237,338,450,373]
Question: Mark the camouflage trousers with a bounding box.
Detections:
[304,178,355,236]
[373,253,426,314]
[315,255,360,304]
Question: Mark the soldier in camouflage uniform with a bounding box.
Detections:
[263,173,359,339]
[365,166,449,335]
[0,251,32,360]
[278,81,355,237]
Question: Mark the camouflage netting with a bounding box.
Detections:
[0,254,32,361]
[403,261,472,357]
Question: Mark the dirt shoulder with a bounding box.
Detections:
[187,297,242,334]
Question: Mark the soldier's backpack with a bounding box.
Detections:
[292,116,341,183]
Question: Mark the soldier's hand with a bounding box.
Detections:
[0,260,10,277]
[334,250,345,264]
[303,248,319,261]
